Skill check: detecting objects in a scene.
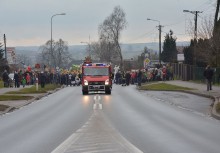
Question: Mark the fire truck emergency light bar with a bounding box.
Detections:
[84,63,107,66]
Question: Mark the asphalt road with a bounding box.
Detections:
[143,91,213,116]
[0,87,93,153]
[0,85,219,153]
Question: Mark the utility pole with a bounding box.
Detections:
[158,25,163,65]
[194,11,202,40]
[3,34,7,60]
[183,10,202,67]
[147,18,163,65]
[183,10,202,40]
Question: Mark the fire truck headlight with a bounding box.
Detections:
[84,80,88,86]
[105,79,109,85]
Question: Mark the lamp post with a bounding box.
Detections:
[183,10,202,67]
[147,18,163,65]
[3,34,7,60]
[50,13,66,67]
[100,36,111,63]
[81,41,91,57]
[183,10,202,40]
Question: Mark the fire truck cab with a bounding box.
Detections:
[81,59,112,95]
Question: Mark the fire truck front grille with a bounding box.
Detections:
[89,81,105,85]
[88,81,105,91]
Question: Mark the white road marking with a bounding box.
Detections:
[93,95,102,110]
[52,112,143,153]
[51,131,81,153]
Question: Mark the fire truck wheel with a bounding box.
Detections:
[105,90,111,95]
[82,91,88,95]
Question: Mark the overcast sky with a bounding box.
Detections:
[0,0,216,46]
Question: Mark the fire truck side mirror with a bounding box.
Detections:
[110,72,114,79]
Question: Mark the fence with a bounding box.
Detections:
[171,63,220,85]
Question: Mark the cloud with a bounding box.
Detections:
[0,0,215,46]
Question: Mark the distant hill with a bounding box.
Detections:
[14,42,190,63]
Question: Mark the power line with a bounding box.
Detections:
[163,20,185,27]
[124,28,156,43]
[183,10,203,40]
[161,30,186,35]
[194,0,213,11]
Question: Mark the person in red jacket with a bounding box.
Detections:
[26,73,31,85]
[162,66,167,81]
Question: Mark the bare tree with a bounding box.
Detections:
[54,39,71,68]
[212,0,220,66]
[98,6,127,69]
[86,42,100,61]
[37,39,71,69]
[183,1,220,67]
[198,16,214,39]
[37,40,51,67]
[196,14,220,67]
[91,38,120,63]
[16,54,32,66]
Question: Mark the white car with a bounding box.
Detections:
[9,73,14,81]
[8,73,15,87]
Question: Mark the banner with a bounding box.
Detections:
[6,47,16,64]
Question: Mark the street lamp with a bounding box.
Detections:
[81,41,91,57]
[183,10,202,66]
[147,18,163,65]
[99,36,111,63]
[183,10,202,40]
[50,13,66,67]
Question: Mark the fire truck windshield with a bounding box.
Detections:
[84,67,109,76]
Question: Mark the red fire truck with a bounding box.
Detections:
[81,59,112,95]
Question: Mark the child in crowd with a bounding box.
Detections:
[22,76,26,88]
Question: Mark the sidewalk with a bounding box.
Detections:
[165,80,220,119]
[0,86,46,115]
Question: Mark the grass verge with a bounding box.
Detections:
[0,95,34,101]
[0,81,3,88]
[6,84,61,94]
[139,82,194,91]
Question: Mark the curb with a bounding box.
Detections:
[0,93,47,116]
[0,106,15,115]
[211,98,220,120]
[183,91,220,119]
[174,90,220,120]
[138,87,220,120]
[0,87,63,115]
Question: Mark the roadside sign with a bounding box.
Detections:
[144,58,151,68]
[145,58,150,65]
[177,54,184,61]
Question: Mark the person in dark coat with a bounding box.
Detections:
[125,71,131,86]
[203,65,214,91]
[14,71,20,88]
[40,71,46,88]
[137,69,142,86]
[2,70,9,87]
[115,71,120,84]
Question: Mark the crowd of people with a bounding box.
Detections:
[1,69,82,88]
[2,70,45,88]
[114,65,174,86]
[1,64,219,92]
